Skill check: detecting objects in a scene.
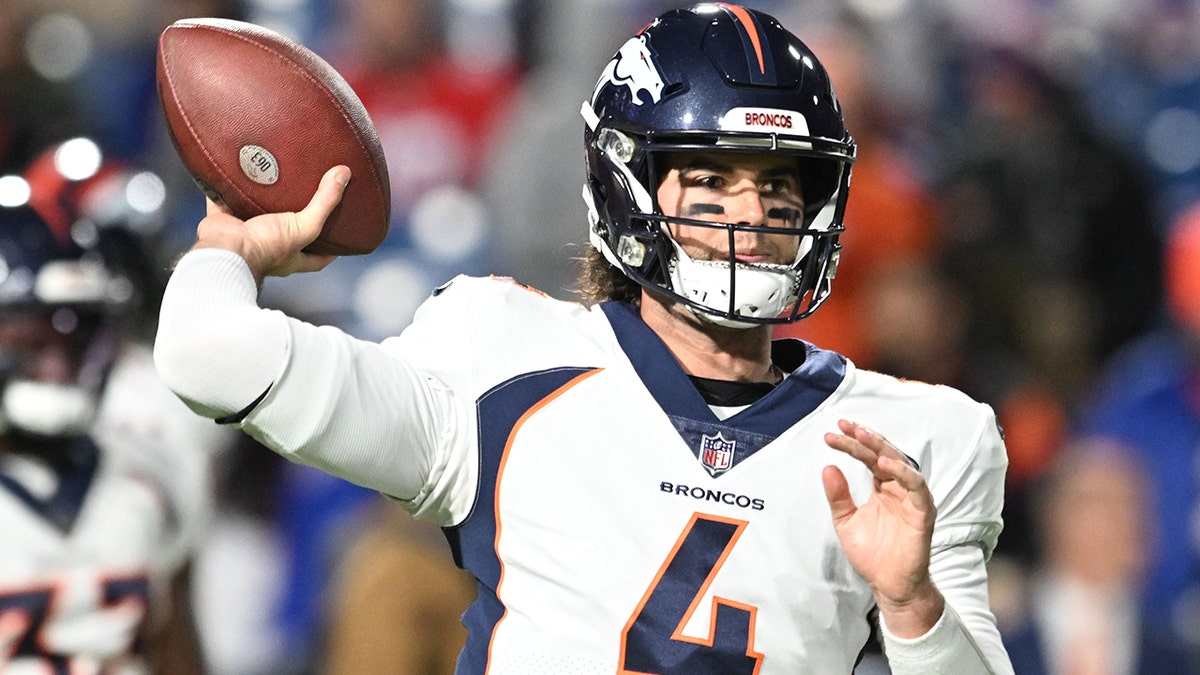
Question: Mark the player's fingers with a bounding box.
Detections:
[824,431,887,481]
[195,209,244,243]
[842,419,899,456]
[841,419,915,471]
[836,418,861,436]
[821,465,857,524]
[876,455,933,504]
[205,196,231,217]
[297,165,351,237]
[875,453,919,488]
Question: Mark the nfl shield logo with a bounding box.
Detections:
[700,432,736,476]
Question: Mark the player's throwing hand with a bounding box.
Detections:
[196,165,350,284]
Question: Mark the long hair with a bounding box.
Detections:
[576,246,641,306]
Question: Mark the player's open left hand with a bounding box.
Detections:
[822,419,941,630]
[195,165,349,283]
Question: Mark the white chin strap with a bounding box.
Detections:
[1,380,97,437]
[667,239,801,328]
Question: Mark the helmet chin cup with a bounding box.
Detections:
[667,239,800,329]
[2,380,97,437]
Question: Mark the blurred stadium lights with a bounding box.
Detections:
[124,171,167,215]
[0,176,32,208]
[845,0,910,21]
[352,258,431,339]
[24,13,92,81]
[410,185,488,263]
[448,0,519,71]
[53,137,103,181]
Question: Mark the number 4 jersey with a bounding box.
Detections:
[240,274,1010,674]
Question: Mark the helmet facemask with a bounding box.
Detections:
[585,123,850,327]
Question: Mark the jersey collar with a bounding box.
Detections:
[600,301,846,438]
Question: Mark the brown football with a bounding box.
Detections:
[156,18,390,256]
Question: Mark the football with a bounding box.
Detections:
[156,18,390,256]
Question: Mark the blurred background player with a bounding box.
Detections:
[0,138,224,673]
[1000,437,1200,673]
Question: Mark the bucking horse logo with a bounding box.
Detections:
[590,36,665,107]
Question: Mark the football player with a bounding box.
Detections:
[0,142,214,673]
[155,4,1012,673]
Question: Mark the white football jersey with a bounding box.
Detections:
[247,276,1008,674]
[0,347,215,674]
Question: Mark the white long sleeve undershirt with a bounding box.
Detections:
[881,543,1007,674]
[153,248,289,420]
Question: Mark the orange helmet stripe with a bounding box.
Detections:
[715,3,765,74]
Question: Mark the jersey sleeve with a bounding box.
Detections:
[883,400,1011,673]
[267,274,575,524]
[373,275,569,523]
[928,403,1008,558]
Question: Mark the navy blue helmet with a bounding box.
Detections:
[582,3,855,326]
[0,196,130,438]
[0,203,132,311]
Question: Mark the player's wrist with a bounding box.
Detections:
[874,580,944,639]
[191,240,274,289]
[192,216,276,285]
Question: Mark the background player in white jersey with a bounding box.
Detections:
[0,145,214,673]
[154,3,1012,672]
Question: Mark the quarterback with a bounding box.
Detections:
[155,4,1012,673]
